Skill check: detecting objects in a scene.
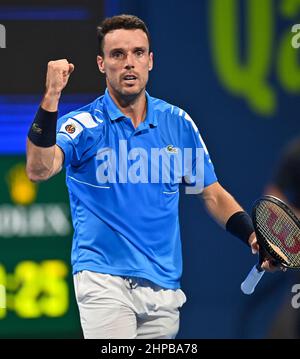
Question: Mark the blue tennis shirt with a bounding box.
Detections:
[56,89,217,289]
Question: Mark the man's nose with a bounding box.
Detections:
[124,53,135,69]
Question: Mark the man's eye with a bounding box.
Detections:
[135,50,144,57]
[112,52,123,58]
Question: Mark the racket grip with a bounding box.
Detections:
[241,264,265,295]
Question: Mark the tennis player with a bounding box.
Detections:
[26,14,277,339]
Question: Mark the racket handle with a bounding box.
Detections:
[241,264,265,295]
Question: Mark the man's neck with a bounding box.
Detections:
[108,89,147,129]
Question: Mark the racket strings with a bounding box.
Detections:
[255,202,300,267]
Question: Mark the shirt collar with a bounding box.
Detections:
[103,88,157,127]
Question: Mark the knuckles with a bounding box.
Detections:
[47,59,69,72]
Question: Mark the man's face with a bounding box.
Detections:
[97,29,153,99]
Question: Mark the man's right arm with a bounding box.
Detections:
[26,59,74,182]
[26,141,64,182]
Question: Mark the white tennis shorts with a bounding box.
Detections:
[73,270,186,339]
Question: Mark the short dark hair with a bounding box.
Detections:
[96,14,151,56]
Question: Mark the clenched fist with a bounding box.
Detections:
[45,59,75,95]
[41,59,75,111]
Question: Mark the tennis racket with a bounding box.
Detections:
[241,195,300,295]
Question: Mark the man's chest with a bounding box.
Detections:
[81,123,184,188]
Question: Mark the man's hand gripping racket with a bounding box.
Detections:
[241,195,300,295]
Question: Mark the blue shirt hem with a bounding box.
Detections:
[72,264,181,290]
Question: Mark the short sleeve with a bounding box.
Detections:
[56,111,99,167]
[181,111,218,193]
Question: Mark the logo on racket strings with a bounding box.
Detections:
[267,208,300,254]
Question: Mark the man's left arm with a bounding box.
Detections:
[199,181,278,271]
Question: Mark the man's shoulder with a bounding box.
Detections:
[150,95,188,117]
[57,95,105,126]
[56,95,107,141]
[150,94,195,128]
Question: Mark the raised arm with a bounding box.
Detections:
[26,59,74,182]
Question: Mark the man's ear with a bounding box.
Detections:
[97,55,105,73]
[149,52,153,71]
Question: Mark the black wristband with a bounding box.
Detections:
[27,106,58,147]
[225,211,254,246]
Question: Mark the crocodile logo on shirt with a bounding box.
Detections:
[166,145,178,154]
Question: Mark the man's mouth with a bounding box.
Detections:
[123,75,137,81]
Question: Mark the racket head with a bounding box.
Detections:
[252,195,300,269]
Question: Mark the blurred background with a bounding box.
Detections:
[0,0,299,338]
